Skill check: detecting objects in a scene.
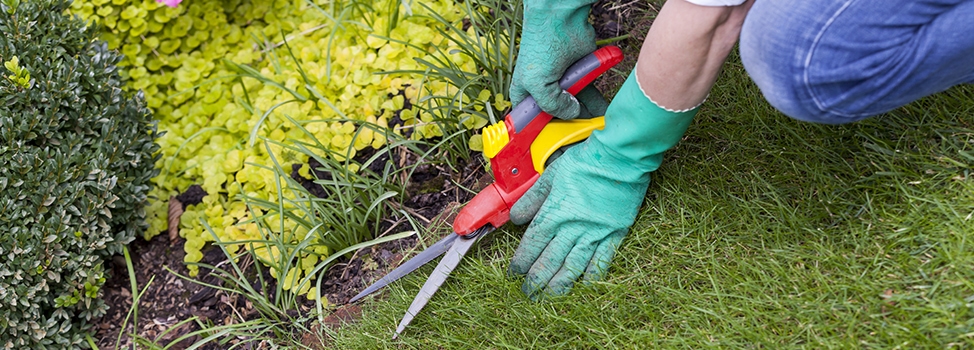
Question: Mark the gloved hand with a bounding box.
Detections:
[509,69,699,300]
[511,0,608,120]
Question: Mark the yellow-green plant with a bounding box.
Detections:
[70,0,514,301]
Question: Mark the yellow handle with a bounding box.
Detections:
[530,117,605,174]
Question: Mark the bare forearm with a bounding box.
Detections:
[637,0,753,110]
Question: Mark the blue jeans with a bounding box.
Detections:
[740,0,974,124]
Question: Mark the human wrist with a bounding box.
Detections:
[590,69,699,172]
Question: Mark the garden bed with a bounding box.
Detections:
[91,0,653,348]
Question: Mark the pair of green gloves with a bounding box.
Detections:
[508,0,698,300]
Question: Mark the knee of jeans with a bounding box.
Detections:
[740,2,873,125]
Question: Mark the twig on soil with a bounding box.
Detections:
[221,290,246,326]
[388,202,431,225]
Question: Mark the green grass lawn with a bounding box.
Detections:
[328,54,974,348]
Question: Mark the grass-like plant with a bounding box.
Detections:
[210,0,523,281]
[220,29,438,261]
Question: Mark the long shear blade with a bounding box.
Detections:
[393,227,492,339]
[348,233,459,303]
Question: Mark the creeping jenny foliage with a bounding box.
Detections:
[70,0,512,298]
[0,0,161,347]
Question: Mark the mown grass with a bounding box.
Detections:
[328,49,974,348]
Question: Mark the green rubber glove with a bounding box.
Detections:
[509,70,699,300]
[511,0,608,120]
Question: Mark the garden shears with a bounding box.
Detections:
[348,46,624,339]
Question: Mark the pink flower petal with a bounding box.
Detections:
[157,0,182,7]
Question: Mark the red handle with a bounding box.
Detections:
[453,46,624,235]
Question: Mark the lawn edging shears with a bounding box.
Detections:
[348,46,624,339]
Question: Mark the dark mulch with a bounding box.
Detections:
[96,234,225,349]
[93,1,650,348]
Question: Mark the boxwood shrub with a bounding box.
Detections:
[0,0,160,347]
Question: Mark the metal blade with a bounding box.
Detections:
[348,233,458,303]
[392,227,492,339]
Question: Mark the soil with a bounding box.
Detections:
[92,2,651,348]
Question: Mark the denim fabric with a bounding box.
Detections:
[740,0,974,124]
